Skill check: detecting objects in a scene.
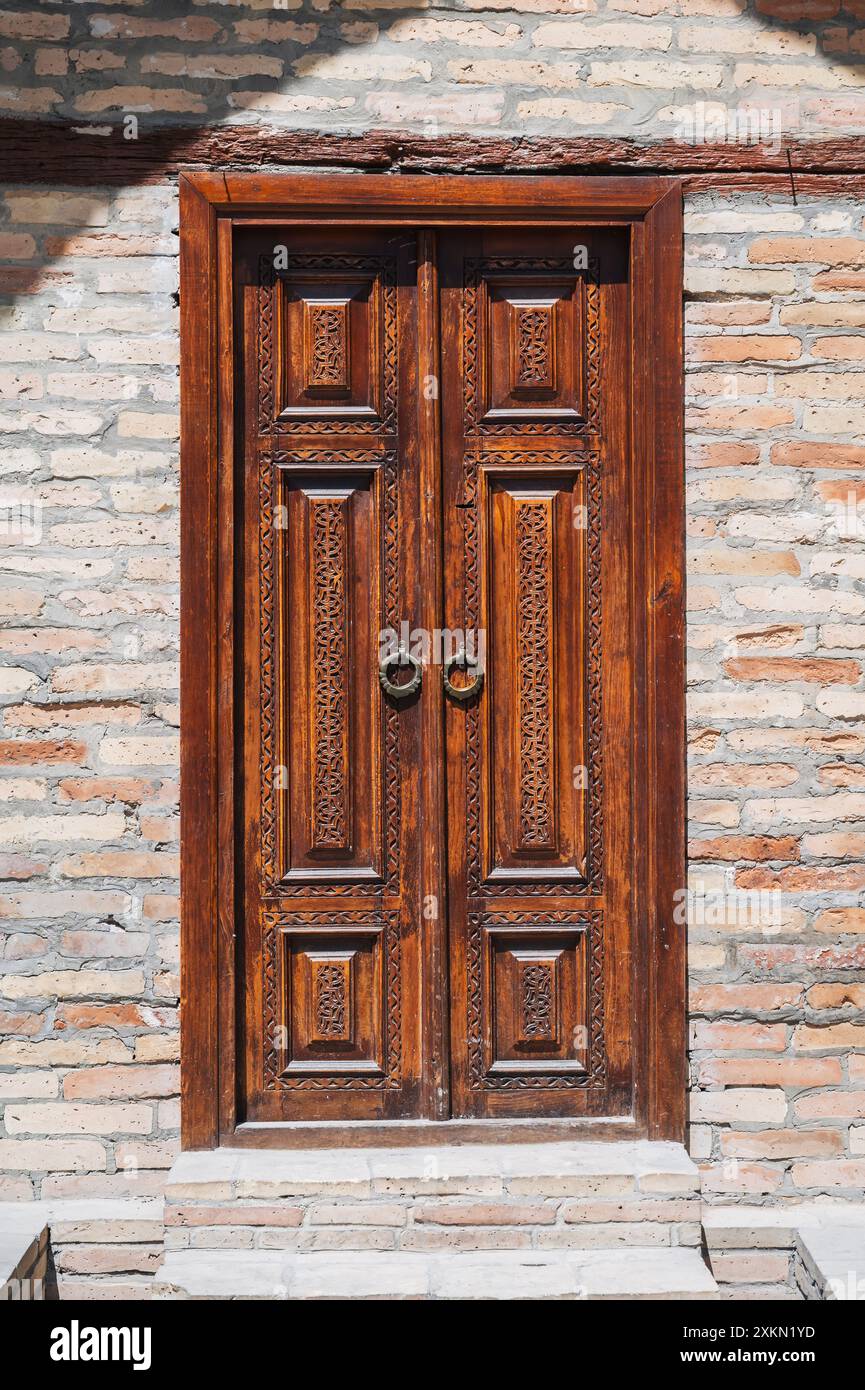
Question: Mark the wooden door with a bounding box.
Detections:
[439,229,632,1119]
[236,228,426,1121]
[204,186,683,1140]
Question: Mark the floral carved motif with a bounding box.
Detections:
[516,500,555,851]
[308,304,348,390]
[521,961,554,1041]
[313,961,349,1040]
[515,306,552,389]
[311,498,349,851]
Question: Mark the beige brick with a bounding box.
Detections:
[449,58,579,87]
[533,20,672,48]
[712,1252,791,1284]
[88,15,221,41]
[4,1103,153,1136]
[296,54,431,82]
[0,889,129,918]
[794,1023,865,1052]
[5,194,110,226]
[0,1139,104,1171]
[804,834,865,859]
[98,737,179,768]
[690,1089,787,1123]
[679,24,814,55]
[690,801,740,827]
[75,88,207,115]
[735,62,865,90]
[688,691,804,720]
[141,52,283,79]
[52,663,177,695]
[367,92,504,125]
[698,1058,843,1088]
[412,1200,554,1225]
[791,1161,865,1188]
[685,268,795,295]
[735,586,865,616]
[390,18,521,46]
[0,970,144,1001]
[692,1021,787,1051]
[0,812,126,847]
[0,1072,58,1099]
[589,60,723,86]
[781,303,865,327]
[64,1065,178,1100]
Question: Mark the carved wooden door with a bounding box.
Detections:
[237,228,426,1122]
[439,229,632,1119]
[235,222,635,1126]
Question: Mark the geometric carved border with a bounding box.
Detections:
[467,908,606,1090]
[262,909,401,1090]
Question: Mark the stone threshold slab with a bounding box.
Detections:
[157,1245,718,1301]
[166,1141,699,1198]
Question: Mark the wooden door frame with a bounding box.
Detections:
[179,171,685,1150]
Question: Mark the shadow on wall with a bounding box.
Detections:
[0,0,863,309]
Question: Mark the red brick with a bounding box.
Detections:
[0,740,87,766]
[688,835,799,862]
[720,1129,844,1158]
[736,866,865,892]
[724,656,861,683]
[698,1057,843,1087]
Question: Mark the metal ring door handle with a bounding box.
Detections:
[378,646,422,700]
[443,649,484,703]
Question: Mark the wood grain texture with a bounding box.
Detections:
[2,119,864,185]
[179,175,219,1150]
[179,174,686,1146]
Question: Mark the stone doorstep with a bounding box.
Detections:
[0,1198,164,1245]
[795,1226,865,1302]
[152,1143,713,1295]
[703,1202,865,1250]
[0,1199,164,1295]
[703,1203,865,1302]
[164,1140,701,1202]
[155,1246,720,1302]
[0,1210,48,1298]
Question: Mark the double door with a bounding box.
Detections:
[235,222,636,1126]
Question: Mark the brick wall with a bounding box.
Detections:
[685,194,865,1201]
[0,1,863,139]
[0,183,180,1201]
[0,2,863,1207]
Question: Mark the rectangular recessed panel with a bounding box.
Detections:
[484,472,589,882]
[463,259,597,434]
[281,474,382,881]
[277,271,378,421]
[280,928,384,1078]
[489,928,588,1077]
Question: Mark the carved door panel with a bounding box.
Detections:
[237,229,425,1121]
[439,229,634,1118]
